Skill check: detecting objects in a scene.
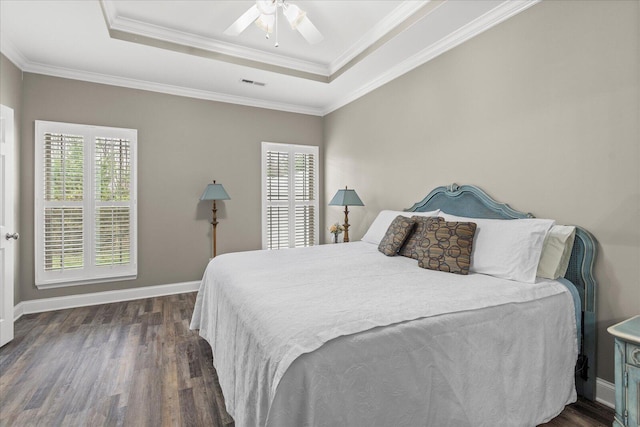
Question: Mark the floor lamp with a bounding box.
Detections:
[329,186,364,243]
[200,180,230,258]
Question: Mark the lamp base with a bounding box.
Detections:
[212,200,218,258]
[343,205,350,243]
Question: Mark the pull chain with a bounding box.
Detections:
[274,3,279,47]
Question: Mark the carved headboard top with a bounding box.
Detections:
[405,183,533,219]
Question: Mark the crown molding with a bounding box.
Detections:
[99,0,117,26]
[101,0,329,77]
[0,33,323,115]
[0,32,28,69]
[20,60,324,116]
[328,1,430,75]
[99,0,436,83]
[322,0,541,115]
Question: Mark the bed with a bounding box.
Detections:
[190,184,598,427]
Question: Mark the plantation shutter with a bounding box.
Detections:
[95,137,132,266]
[265,150,290,250]
[262,142,318,250]
[35,121,137,288]
[294,152,315,247]
[43,133,85,271]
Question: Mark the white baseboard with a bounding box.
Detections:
[595,377,615,409]
[13,281,200,321]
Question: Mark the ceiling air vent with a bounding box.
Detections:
[241,79,266,87]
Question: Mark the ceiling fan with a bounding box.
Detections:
[224,0,324,47]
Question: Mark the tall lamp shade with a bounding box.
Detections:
[328,186,364,243]
[200,180,230,258]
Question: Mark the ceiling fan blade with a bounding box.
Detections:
[224,4,261,36]
[295,15,323,44]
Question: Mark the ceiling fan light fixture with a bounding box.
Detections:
[283,3,306,30]
[255,14,275,34]
[295,16,324,44]
[225,0,323,47]
[223,4,261,36]
[256,0,276,16]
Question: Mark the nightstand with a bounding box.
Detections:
[608,315,640,427]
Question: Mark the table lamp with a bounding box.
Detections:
[200,180,230,257]
[328,186,364,243]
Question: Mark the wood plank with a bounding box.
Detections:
[0,293,610,427]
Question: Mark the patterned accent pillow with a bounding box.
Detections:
[415,217,477,275]
[399,216,441,260]
[378,216,416,256]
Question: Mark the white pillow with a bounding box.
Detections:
[440,212,555,283]
[362,209,440,245]
[536,225,576,279]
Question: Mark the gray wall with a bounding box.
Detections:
[19,73,323,301]
[0,54,22,305]
[324,0,639,384]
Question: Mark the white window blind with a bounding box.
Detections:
[43,132,84,272]
[262,142,318,250]
[95,137,132,267]
[35,121,137,288]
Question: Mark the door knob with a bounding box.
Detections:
[5,232,19,240]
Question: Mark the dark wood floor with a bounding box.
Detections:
[0,293,614,426]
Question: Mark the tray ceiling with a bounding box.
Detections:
[0,0,539,116]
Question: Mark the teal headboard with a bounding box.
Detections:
[405,184,598,401]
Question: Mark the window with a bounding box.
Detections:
[35,121,137,288]
[262,142,319,250]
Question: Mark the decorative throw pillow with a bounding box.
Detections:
[399,216,442,260]
[415,217,477,275]
[378,216,416,256]
[362,209,440,245]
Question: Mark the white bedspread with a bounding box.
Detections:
[191,242,577,427]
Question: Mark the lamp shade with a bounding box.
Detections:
[200,182,230,201]
[329,187,364,206]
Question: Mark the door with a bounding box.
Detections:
[0,104,16,347]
